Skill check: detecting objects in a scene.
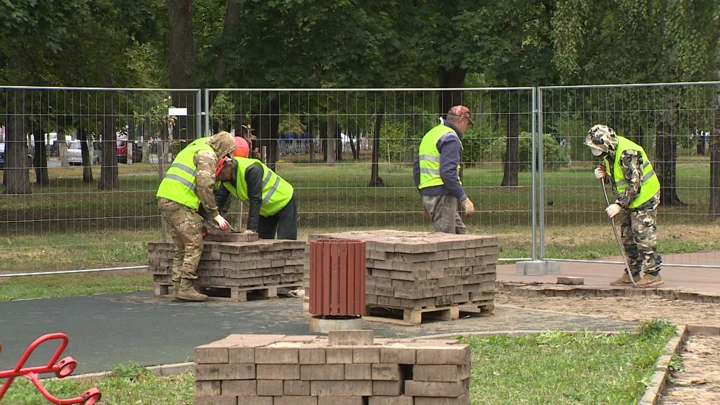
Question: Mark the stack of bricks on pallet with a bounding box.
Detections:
[148,232,305,299]
[194,330,471,405]
[305,230,497,312]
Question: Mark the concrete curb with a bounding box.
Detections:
[57,362,193,383]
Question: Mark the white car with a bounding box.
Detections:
[67,141,101,165]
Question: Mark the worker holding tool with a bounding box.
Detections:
[214,138,298,240]
[156,131,236,301]
[586,124,663,288]
[413,105,476,234]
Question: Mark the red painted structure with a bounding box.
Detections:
[309,239,366,317]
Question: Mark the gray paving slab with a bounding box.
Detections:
[0,291,636,374]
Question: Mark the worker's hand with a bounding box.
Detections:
[460,198,475,217]
[213,215,230,230]
[605,203,622,219]
[423,206,430,219]
[594,166,606,180]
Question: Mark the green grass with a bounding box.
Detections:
[0,320,677,405]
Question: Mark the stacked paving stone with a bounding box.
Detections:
[148,232,305,300]
[194,330,471,405]
[305,230,497,320]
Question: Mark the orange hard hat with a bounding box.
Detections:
[233,137,250,158]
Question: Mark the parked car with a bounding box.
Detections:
[67,140,101,166]
[117,139,142,163]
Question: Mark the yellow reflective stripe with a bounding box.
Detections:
[164,173,197,192]
[419,154,440,163]
[263,176,281,206]
[169,162,196,176]
[420,168,440,175]
[614,164,653,188]
[643,170,655,182]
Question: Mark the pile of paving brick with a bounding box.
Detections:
[194,330,471,405]
[148,232,305,301]
[305,230,498,322]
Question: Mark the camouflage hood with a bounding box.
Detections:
[585,124,619,157]
[207,131,236,159]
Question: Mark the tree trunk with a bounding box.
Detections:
[250,95,280,171]
[98,89,120,190]
[437,66,467,115]
[308,122,316,163]
[79,127,93,183]
[326,115,336,166]
[4,99,31,194]
[655,103,686,207]
[34,129,49,186]
[500,112,520,187]
[710,89,720,215]
[369,104,385,187]
[348,129,357,160]
[168,0,197,141]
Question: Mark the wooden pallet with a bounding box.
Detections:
[458,300,495,317]
[364,304,461,326]
[153,282,302,302]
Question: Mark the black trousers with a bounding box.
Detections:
[258,194,298,240]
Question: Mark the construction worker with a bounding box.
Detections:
[156,131,236,301]
[413,105,475,234]
[214,138,297,239]
[586,124,663,288]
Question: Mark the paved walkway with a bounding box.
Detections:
[1,253,718,375]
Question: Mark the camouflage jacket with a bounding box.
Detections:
[607,149,644,208]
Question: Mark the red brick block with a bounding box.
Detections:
[372,380,402,396]
[193,396,237,405]
[352,347,380,364]
[371,364,401,381]
[414,395,470,405]
[299,345,326,364]
[233,396,273,405]
[405,380,468,397]
[256,364,300,380]
[328,330,374,346]
[379,346,416,364]
[274,397,318,405]
[194,381,221,396]
[414,345,470,365]
[284,380,310,396]
[368,396,414,405]
[344,364,372,380]
[413,364,470,382]
[300,364,345,380]
[195,343,230,364]
[318,396,365,405]
[221,380,256,396]
[254,345,299,364]
[195,364,255,381]
[310,381,373,396]
[256,380,284,396]
[326,348,354,364]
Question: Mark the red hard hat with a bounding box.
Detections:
[215,156,229,177]
[233,137,250,158]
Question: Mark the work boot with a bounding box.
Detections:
[609,272,641,286]
[635,273,664,288]
[176,279,208,302]
[172,280,180,299]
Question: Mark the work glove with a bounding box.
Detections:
[594,166,606,180]
[242,229,256,234]
[605,203,622,219]
[213,215,230,230]
[460,198,475,217]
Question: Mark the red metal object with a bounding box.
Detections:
[309,239,366,316]
[0,333,101,404]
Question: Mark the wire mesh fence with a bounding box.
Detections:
[539,82,720,266]
[1,83,719,274]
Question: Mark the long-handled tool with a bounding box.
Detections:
[600,178,636,287]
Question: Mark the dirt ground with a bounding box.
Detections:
[496,291,720,404]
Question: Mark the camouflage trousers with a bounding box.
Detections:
[620,193,662,275]
[422,195,467,234]
[157,198,204,281]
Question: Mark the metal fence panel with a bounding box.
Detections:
[539,82,720,267]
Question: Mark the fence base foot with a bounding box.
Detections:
[309,315,362,334]
[515,260,561,276]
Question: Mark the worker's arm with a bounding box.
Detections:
[194,150,221,219]
[615,150,643,208]
[244,164,264,232]
[215,184,231,216]
[438,134,468,202]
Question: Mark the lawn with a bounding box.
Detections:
[0,320,677,405]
